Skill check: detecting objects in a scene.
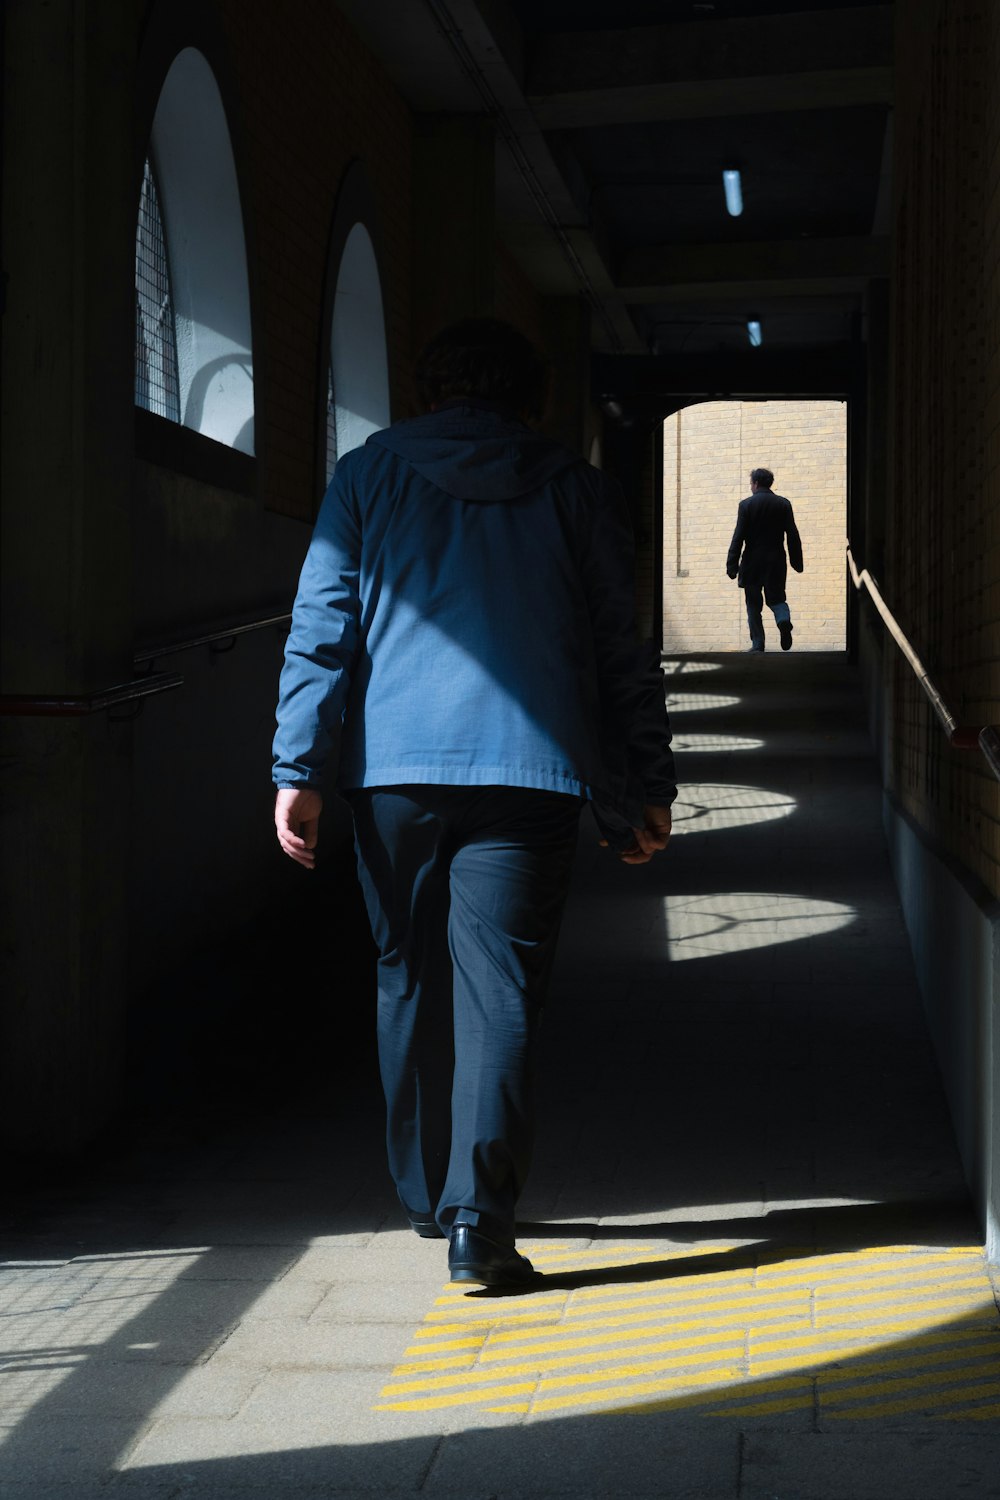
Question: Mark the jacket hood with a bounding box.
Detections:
[367,405,581,501]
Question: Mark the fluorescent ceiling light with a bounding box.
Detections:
[722,168,743,216]
[747,320,762,347]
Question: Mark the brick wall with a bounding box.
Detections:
[662,400,847,653]
[890,0,1000,896]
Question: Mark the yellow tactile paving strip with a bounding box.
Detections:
[376,1242,1000,1420]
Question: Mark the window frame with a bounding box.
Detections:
[134,5,259,491]
[316,161,392,507]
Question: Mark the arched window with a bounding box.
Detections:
[135,159,181,422]
[325,222,391,483]
[137,48,254,454]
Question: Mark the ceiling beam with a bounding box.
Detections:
[592,348,862,405]
[527,6,892,129]
[435,0,643,350]
[618,236,890,302]
[337,0,644,351]
[529,68,892,130]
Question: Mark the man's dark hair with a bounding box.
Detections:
[750,467,774,489]
[414,318,548,420]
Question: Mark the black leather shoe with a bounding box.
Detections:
[448,1224,540,1287]
[405,1210,445,1239]
[779,620,793,651]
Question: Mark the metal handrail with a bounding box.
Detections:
[846,542,1000,777]
[0,673,184,718]
[133,609,292,664]
[1,608,293,719]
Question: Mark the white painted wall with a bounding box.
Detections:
[150,48,254,454]
[883,793,1000,1263]
[329,222,390,476]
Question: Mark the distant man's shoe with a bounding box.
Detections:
[746,644,765,653]
[448,1224,540,1287]
[405,1209,445,1239]
[779,620,793,651]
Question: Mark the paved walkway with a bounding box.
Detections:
[4,653,1000,1498]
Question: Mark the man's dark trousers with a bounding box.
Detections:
[350,784,580,1241]
[744,580,791,651]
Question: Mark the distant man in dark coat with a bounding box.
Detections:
[726,467,804,652]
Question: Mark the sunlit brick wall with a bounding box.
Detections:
[662,400,847,653]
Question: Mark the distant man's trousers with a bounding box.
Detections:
[350,784,581,1241]
[743,581,791,650]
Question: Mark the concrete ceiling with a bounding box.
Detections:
[337,0,891,387]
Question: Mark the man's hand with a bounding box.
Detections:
[275,787,323,869]
[619,804,672,866]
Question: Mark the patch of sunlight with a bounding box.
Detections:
[663,892,854,962]
[670,783,794,834]
[665,692,741,713]
[672,733,764,753]
[593,1197,881,1227]
[0,1248,212,1438]
[375,1242,999,1422]
[661,659,723,676]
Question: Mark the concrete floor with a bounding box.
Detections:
[3,652,1000,1498]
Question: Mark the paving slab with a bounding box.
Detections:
[131,1491,431,1500]
[0,1484,175,1500]
[123,1399,444,1488]
[741,1430,1000,1499]
[209,1317,417,1371]
[0,1416,142,1483]
[0,1364,261,1421]
[423,1419,741,1495]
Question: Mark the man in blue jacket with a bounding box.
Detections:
[272,320,676,1286]
[726,467,804,652]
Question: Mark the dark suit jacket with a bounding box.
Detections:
[726,489,804,590]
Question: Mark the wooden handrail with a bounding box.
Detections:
[847,542,997,771]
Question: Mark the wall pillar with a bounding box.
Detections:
[411,116,495,357]
[540,295,590,455]
[863,279,890,580]
[1,0,137,1153]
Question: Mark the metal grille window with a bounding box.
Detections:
[325,366,338,484]
[135,158,180,422]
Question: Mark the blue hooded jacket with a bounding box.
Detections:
[272,405,676,827]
